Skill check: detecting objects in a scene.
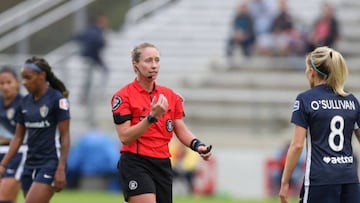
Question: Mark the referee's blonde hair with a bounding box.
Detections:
[131,42,158,63]
[306,46,348,97]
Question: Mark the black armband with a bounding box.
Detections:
[190,138,205,152]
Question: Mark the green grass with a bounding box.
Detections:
[16,190,298,203]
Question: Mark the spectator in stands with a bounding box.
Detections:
[226,2,256,58]
[263,0,304,56]
[248,0,277,54]
[306,1,339,52]
[74,13,109,104]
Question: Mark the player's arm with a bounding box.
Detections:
[354,128,360,144]
[0,123,26,169]
[279,125,306,203]
[57,119,70,172]
[173,119,212,160]
[115,118,155,145]
[55,118,70,191]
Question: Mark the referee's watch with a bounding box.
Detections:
[147,114,158,124]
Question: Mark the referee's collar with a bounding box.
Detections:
[132,78,158,93]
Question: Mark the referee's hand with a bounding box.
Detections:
[197,145,212,161]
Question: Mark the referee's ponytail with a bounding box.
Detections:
[25,56,69,98]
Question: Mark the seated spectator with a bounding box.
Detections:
[306,1,339,52]
[259,0,304,56]
[249,0,277,54]
[226,2,256,58]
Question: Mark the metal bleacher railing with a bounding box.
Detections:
[0,0,94,66]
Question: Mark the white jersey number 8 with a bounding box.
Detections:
[328,115,344,152]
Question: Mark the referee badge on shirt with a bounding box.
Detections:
[112,96,122,110]
[166,119,174,132]
[40,105,48,118]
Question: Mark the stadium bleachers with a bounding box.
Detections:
[59,0,360,145]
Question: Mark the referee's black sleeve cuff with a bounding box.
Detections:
[113,114,132,124]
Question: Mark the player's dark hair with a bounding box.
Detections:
[306,46,348,96]
[0,65,20,93]
[25,56,69,98]
[0,65,18,80]
[131,42,158,62]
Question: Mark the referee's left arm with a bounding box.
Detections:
[174,119,212,160]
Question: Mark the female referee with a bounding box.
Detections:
[0,67,26,203]
[0,57,70,203]
[279,46,360,203]
[111,42,212,203]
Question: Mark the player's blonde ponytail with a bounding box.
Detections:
[308,46,348,97]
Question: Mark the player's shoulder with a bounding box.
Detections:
[297,85,327,99]
[344,93,360,104]
[47,87,66,100]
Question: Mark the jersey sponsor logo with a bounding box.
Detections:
[25,120,50,128]
[311,100,356,111]
[323,155,353,164]
[128,180,138,190]
[292,100,300,112]
[59,98,69,110]
[166,119,174,132]
[40,105,48,118]
[112,96,122,110]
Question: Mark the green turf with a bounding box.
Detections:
[16,190,298,203]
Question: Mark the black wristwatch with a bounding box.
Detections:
[147,114,158,123]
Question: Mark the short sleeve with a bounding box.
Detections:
[55,97,70,121]
[14,102,24,125]
[174,93,185,119]
[291,95,309,129]
[111,93,132,124]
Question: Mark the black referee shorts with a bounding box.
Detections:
[118,152,173,203]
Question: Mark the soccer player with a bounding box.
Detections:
[0,67,26,203]
[111,42,212,203]
[0,57,70,203]
[279,46,360,203]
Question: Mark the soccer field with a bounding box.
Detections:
[17,190,298,203]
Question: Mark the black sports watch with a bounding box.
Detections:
[147,114,158,123]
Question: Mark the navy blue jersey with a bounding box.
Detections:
[15,87,70,168]
[0,94,23,139]
[291,84,360,186]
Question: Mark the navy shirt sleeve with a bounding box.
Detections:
[291,94,309,129]
[55,97,70,122]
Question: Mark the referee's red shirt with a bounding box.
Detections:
[111,79,184,158]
